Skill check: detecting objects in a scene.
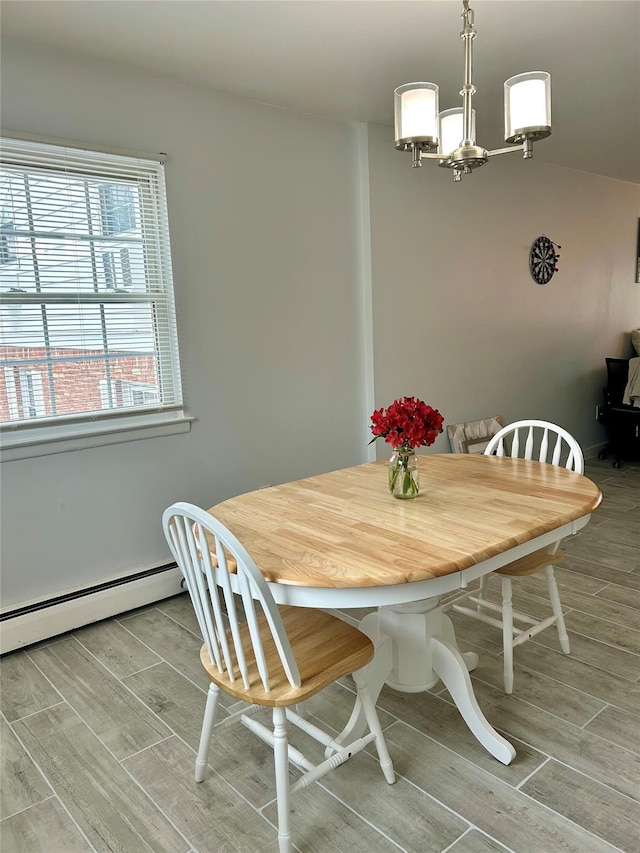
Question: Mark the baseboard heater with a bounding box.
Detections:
[0,563,184,655]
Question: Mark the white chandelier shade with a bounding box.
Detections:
[438,107,476,159]
[394,1,552,177]
[394,83,439,149]
[504,72,552,143]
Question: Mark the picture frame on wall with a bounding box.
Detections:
[447,416,504,455]
[636,219,640,283]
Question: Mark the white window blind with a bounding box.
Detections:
[0,136,184,439]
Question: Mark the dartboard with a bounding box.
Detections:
[529,236,558,284]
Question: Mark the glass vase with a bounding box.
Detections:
[388,447,420,499]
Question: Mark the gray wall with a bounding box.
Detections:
[0,41,368,607]
[1,40,638,609]
[364,123,640,457]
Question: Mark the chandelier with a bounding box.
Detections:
[394,0,551,179]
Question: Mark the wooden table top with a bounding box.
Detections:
[208,454,602,590]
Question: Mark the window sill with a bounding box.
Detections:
[0,411,194,462]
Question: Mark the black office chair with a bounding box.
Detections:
[598,358,640,468]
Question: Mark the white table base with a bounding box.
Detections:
[335,597,516,765]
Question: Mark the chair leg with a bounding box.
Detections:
[501,577,514,694]
[195,683,220,782]
[272,706,292,853]
[352,669,395,784]
[545,565,571,654]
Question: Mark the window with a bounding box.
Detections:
[0,136,185,452]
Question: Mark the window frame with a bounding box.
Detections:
[0,133,191,461]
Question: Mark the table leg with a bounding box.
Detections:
[332,598,514,765]
[431,636,515,765]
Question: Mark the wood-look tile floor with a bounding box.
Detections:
[2,457,639,852]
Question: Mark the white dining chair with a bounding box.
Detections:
[162,502,395,853]
[444,420,583,693]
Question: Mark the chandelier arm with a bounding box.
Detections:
[487,138,534,159]
[486,145,525,158]
[419,151,452,161]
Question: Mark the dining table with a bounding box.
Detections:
[207,452,602,765]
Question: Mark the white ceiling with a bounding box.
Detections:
[2,0,639,183]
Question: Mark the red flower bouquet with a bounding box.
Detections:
[370,397,444,498]
[369,396,444,452]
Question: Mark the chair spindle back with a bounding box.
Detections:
[162,502,301,692]
[484,419,583,474]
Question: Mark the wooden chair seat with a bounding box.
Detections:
[495,548,564,577]
[200,606,374,706]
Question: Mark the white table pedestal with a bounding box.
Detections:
[335,597,516,765]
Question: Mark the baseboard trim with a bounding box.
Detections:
[0,564,183,655]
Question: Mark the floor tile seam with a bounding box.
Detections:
[440,827,514,853]
[594,589,640,610]
[9,702,67,795]
[507,587,640,627]
[521,752,640,809]
[69,631,162,686]
[5,713,99,852]
[311,743,498,849]
[117,733,177,763]
[466,667,609,731]
[0,792,56,822]
[28,635,175,746]
[313,780,409,852]
[14,633,69,653]
[463,637,640,710]
[580,720,640,760]
[114,605,157,624]
[513,755,552,791]
[153,604,205,641]
[529,633,640,669]
[558,622,640,657]
[2,698,67,724]
[118,659,166,680]
[486,717,640,799]
[380,719,626,849]
[328,759,488,842]
[579,703,610,730]
[72,630,163,679]
[114,615,210,694]
[179,749,283,839]
[433,688,554,764]
[73,724,194,852]
[11,667,194,852]
[560,592,640,621]
[381,717,531,792]
[434,680,640,775]
[480,683,640,769]
[514,778,632,851]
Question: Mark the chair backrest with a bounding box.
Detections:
[162,502,301,692]
[484,420,584,474]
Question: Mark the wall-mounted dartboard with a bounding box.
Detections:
[529,235,561,284]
